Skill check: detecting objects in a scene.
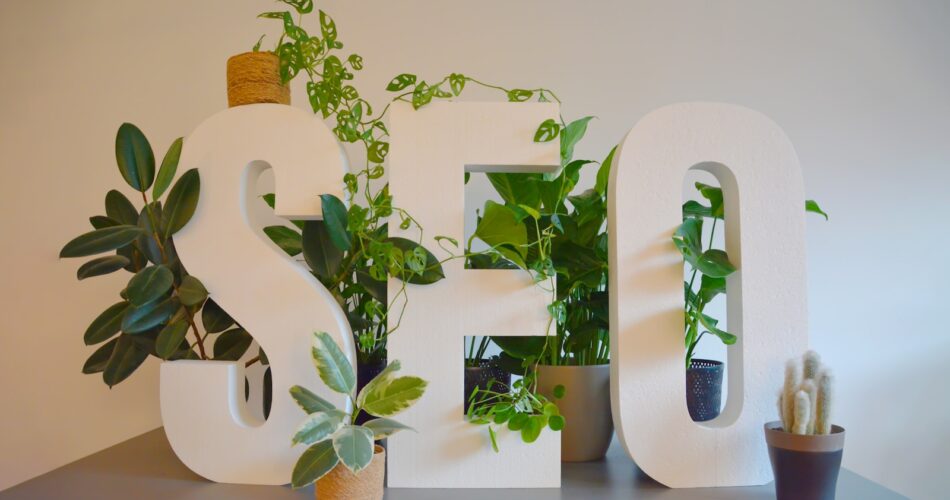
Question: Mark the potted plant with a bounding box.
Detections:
[464,337,511,413]
[765,350,844,500]
[466,373,565,452]
[290,331,427,499]
[674,185,828,421]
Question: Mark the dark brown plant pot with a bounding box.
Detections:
[226,52,290,107]
[354,356,387,425]
[765,421,846,500]
[686,358,723,421]
[464,356,511,414]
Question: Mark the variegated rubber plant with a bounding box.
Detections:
[289,331,427,488]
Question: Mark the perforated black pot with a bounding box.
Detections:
[464,356,511,414]
[686,358,723,422]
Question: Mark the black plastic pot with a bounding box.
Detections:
[464,356,511,414]
[686,358,723,421]
[355,356,387,425]
[765,422,846,500]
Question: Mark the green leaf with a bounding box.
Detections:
[698,313,737,345]
[318,10,338,46]
[103,334,149,387]
[695,249,736,278]
[319,194,352,251]
[367,141,389,163]
[126,265,174,306]
[115,123,155,191]
[486,173,541,209]
[162,168,200,238]
[506,89,533,102]
[449,73,466,95]
[521,415,546,443]
[386,73,416,92]
[534,118,560,142]
[553,384,566,399]
[156,320,189,359]
[332,425,375,474]
[121,297,179,334]
[213,328,253,361]
[385,237,445,285]
[84,301,130,345]
[361,375,427,418]
[488,426,499,452]
[105,190,139,225]
[474,200,528,261]
[355,360,401,408]
[178,275,208,306]
[698,274,726,303]
[292,410,346,445]
[594,146,615,196]
[77,255,130,280]
[672,218,703,265]
[560,116,594,163]
[682,200,713,219]
[490,336,546,360]
[549,415,565,431]
[153,137,183,200]
[82,337,118,374]
[311,331,356,395]
[290,385,335,414]
[201,298,234,333]
[89,215,120,229]
[363,417,414,439]
[695,182,724,218]
[263,225,302,256]
[60,225,143,258]
[806,199,828,220]
[291,440,338,488]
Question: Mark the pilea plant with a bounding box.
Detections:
[675,184,829,368]
[778,350,833,435]
[290,331,426,487]
[60,124,267,387]
[466,375,565,452]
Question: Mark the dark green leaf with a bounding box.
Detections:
[698,274,726,303]
[213,328,253,361]
[153,137,183,200]
[60,225,143,258]
[386,73,416,92]
[156,320,189,359]
[549,415,565,431]
[84,301,130,345]
[594,146,615,196]
[319,194,352,251]
[82,337,118,374]
[682,200,712,219]
[490,336,546,360]
[264,225,302,256]
[356,270,386,302]
[386,237,445,284]
[178,275,208,306]
[806,200,828,220]
[105,190,139,225]
[126,265,174,306]
[115,123,155,191]
[162,168,200,238]
[77,255,130,280]
[486,173,541,209]
[121,297,179,334]
[695,182,724,218]
[695,249,736,278]
[302,221,342,281]
[201,298,234,333]
[89,216,120,229]
[474,200,528,263]
[103,334,149,387]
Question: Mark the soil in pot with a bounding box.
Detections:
[537,363,613,462]
[464,356,511,414]
[226,52,290,107]
[765,422,846,500]
[686,358,723,421]
[315,444,385,500]
[354,356,387,425]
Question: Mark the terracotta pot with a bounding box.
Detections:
[537,363,613,462]
[686,358,724,421]
[765,421,846,500]
[225,51,290,107]
[464,356,511,413]
[315,445,385,500]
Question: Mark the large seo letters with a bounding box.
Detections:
[608,103,808,487]
[385,102,562,488]
[162,104,354,485]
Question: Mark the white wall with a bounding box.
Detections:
[1,0,947,497]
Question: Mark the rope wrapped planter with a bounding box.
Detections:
[315,445,385,500]
[226,52,290,107]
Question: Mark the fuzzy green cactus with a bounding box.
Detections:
[777,351,834,435]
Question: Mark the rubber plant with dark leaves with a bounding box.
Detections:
[676,185,829,368]
[254,3,446,369]
[289,331,426,488]
[61,124,269,399]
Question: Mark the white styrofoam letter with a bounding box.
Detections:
[608,103,808,487]
[161,104,354,484]
[386,102,561,488]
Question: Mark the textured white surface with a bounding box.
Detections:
[161,104,354,485]
[607,102,809,487]
[386,102,561,488]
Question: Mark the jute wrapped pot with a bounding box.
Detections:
[315,445,385,500]
[226,52,290,107]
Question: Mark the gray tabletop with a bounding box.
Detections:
[1,429,904,500]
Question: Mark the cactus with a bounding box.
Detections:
[781,358,802,431]
[776,350,834,435]
[792,390,810,435]
[816,369,833,435]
